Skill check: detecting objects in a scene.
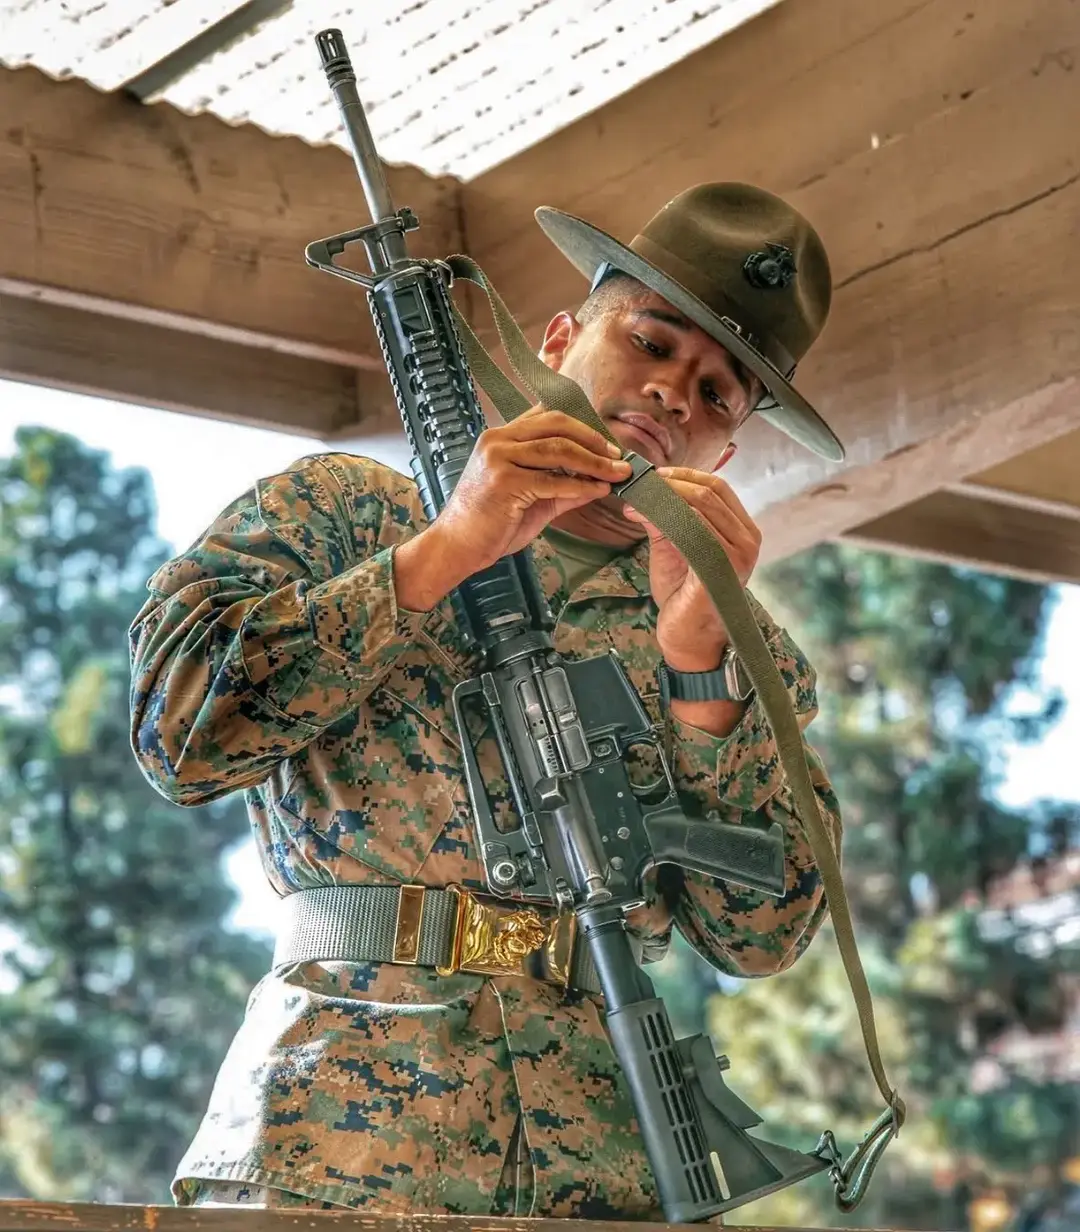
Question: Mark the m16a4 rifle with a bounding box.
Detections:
[304,28,903,1223]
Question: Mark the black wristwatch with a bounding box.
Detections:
[656,645,754,708]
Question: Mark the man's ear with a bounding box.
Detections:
[539,311,576,371]
[712,442,738,473]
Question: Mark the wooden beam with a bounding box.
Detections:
[0,1200,887,1232]
[842,486,1080,586]
[839,426,1080,581]
[943,482,1080,526]
[0,288,401,438]
[755,365,1080,565]
[0,64,462,431]
[965,428,1080,515]
[463,0,1080,559]
[466,0,1076,318]
[757,369,1080,566]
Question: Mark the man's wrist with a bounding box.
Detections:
[659,642,750,738]
[393,526,468,613]
[660,638,728,675]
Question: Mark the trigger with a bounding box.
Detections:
[629,774,668,802]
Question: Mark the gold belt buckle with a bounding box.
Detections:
[392,884,426,964]
[435,885,577,986]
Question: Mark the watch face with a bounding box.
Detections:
[723,649,755,701]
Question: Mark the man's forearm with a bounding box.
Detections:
[393,525,470,612]
[398,532,749,738]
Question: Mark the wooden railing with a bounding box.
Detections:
[0,1201,905,1232]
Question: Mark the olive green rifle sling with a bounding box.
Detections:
[442,254,906,1211]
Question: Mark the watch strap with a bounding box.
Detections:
[657,647,754,707]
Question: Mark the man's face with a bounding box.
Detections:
[541,287,764,473]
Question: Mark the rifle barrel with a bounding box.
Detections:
[316,28,403,255]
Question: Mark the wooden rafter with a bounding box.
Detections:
[1,0,1078,580]
[464,0,1080,561]
[0,63,463,436]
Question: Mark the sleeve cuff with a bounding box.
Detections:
[667,620,820,813]
[307,543,428,669]
[668,703,785,812]
[238,544,428,723]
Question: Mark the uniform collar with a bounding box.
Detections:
[534,530,652,604]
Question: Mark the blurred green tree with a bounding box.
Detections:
[0,426,271,1203]
[654,545,1076,1229]
[3,426,1074,1224]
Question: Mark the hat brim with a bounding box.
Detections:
[535,206,845,463]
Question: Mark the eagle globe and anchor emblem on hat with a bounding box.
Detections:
[533,182,846,463]
[743,241,799,290]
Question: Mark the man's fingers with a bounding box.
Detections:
[622,506,668,542]
[503,406,621,461]
[659,465,753,522]
[657,465,755,529]
[658,482,761,568]
[500,436,631,483]
[657,468,760,546]
[661,478,748,544]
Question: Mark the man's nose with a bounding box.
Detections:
[643,379,691,422]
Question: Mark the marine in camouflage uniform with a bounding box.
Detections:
[128,182,847,1218]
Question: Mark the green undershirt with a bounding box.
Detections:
[542,523,625,597]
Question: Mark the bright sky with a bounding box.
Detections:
[2,377,1078,940]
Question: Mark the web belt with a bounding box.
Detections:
[272,884,602,995]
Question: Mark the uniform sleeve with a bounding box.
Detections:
[626,598,843,977]
[128,454,428,807]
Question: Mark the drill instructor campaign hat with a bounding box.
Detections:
[535,183,845,462]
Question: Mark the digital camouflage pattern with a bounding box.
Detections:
[128,453,842,1219]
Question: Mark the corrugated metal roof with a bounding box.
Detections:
[0,0,784,180]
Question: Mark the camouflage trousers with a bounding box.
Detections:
[185,1115,535,1216]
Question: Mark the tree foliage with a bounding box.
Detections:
[655,545,1077,1228]
[0,427,271,1203]
[2,427,1075,1224]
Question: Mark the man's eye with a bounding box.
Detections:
[704,385,730,412]
[632,334,666,357]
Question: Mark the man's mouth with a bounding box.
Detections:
[613,413,672,464]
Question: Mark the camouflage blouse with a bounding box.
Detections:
[128,452,841,1220]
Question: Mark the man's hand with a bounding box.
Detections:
[623,465,762,671]
[394,407,631,610]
